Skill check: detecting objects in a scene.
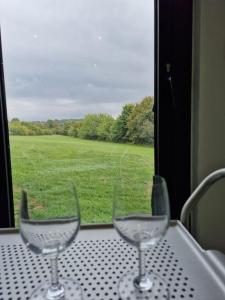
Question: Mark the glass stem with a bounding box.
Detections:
[50,256,60,288]
[46,256,64,299]
[138,248,145,278]
[134,248,153,291]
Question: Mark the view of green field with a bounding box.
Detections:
[10,135,154,226]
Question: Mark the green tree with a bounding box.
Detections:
[68,121,83,137]
[138,119,154,144]
[77,114,115,141]
[96,114,115,141]
[46,119,55,129]
[9,123,30,135]
[11,118,20,123]
[78,114,101,139]
[62,120,72,136]
[46,119,63,134]
[127,96,154,144]
[112,103,134,143]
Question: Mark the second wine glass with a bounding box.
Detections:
[113,172,170,300]
[20,183,82,300]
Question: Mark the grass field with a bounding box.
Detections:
[10,135,154,225]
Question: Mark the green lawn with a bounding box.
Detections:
[10,135,154,225]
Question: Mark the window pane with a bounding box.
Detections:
[0,0,154,225]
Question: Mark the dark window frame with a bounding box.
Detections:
[154,0,193,219]
[0,0,193,227]
[0,30,15,227]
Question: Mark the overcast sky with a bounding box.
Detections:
[0,0,154,121]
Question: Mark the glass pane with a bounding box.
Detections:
[0,0,154,226]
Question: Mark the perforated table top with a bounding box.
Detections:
[0,221,225,300]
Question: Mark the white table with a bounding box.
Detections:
[0,221,225,300]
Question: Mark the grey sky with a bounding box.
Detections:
[0,0,154,121]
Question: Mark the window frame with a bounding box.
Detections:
[154,0,193,219]
[0,0,193,227]
[0,30,15,227]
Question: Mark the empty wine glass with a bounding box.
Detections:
[113,170,170,300]
[20,183,82,300]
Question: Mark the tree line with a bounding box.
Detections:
[9,96,154,145]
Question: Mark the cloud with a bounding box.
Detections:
[0,0,154,121]
[7,96,128,121]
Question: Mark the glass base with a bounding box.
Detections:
[30,278,82,300]
[118,271,169,300]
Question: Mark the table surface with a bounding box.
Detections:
[0,221,225,300]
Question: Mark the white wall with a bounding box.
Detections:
[192,0,225,252]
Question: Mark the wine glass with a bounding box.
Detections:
[113,171,170,300]
[20,183,82,300]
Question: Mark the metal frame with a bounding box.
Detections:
[0,30,14,228]
[181,168,225,234]
[155,0,193,219]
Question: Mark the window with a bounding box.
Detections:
[0,0,155,227]
[0,0,193,228]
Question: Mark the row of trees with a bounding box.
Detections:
[9,96,154,145]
